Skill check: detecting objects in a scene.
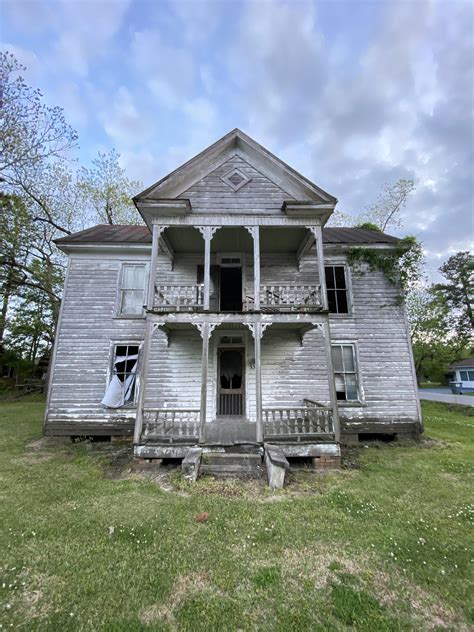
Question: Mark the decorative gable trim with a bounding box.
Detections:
[220,167,252,192]
[134,129,337,206]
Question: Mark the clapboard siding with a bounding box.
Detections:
[178,155,295,215]
[45,254,147,433]
[46,249,420,437]
[329,261,419,430]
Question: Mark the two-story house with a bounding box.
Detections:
[45,129,421,478]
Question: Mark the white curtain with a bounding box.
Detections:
[101,354,139,408]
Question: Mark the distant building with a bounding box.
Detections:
[448,358,474,394]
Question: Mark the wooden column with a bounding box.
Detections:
[198,227,218,311]
[133,319,155,445]
[254,322,263,443]
[147,225,161,310]
[198,323,213,443]
[322,318,341,443]
[252,227,261,311]
[310,224,328,311]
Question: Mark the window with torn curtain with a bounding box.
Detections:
[102,344,140,408]
[331,343,359,401]
[118,264,146,315]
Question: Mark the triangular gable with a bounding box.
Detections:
[134,128,337,204]
[177,154,296,215]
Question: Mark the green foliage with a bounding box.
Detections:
[356,221,382,232]
[347,235,424,294]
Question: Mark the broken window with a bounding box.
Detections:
[101,344,140,408]
[331,344,359,401]
[325,266,349,314]
[119,264,146,315]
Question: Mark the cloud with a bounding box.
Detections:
[102,86,154,147]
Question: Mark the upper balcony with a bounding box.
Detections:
[148,224,328,315]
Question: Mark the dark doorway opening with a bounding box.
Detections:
[218,348,244,416]
[220,267,242,311]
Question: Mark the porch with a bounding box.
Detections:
[140,401,335,446]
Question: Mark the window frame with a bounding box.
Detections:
[115,262,148,319]
[105,340,143,408]
[325,262,352,316]
[331,342,364,405]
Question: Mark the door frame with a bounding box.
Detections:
[216,346,245,416]
[212,330,250,420]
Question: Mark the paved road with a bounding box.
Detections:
[419,389,474,407]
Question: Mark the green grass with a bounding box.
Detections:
[0,400,473,631]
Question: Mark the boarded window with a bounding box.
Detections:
[331,344,359,401]
[325,266,349,314]
[119,264,146,315]
[102,344,140,408]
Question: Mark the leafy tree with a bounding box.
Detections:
[79,149,143,225]
[0,51,78,183]
[433,251,474,339]
[359,179,416,232]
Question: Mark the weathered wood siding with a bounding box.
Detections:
[178,155,295,215]
[328,258,420,435]
[45,253,147,435]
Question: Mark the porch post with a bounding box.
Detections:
[133,319,155,445]
[252,227,261,311]
[198,323,211,442]
[254,322,264,443]
[198,227,218,311]
[147,225,164,310]
[322,318,341,443]
[309,224,328,311]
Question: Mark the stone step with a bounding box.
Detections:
[199,463,263,478]
[202,452,262,466]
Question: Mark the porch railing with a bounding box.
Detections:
[246,284,322,311]
[142,408,200,442]
[263,403,334,440]
[154,284,204,311]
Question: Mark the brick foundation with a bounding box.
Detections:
[312,455,341,471]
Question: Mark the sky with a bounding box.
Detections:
[2,0,473,279]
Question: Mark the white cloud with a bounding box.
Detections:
[102,86,154,147]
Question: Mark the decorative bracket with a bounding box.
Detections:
[243,226,258,239]
[194,322,218,339]
[197,226,220,241]
[245,322,271,339]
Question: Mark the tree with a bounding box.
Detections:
[434,251,474,338]
[0,51,78,183]
[359,179,416,233]
[79,149,143,225]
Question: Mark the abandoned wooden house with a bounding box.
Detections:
[45,129,421,484]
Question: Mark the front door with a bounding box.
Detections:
[217,348,245,416]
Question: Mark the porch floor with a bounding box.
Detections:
[203,418,257,445]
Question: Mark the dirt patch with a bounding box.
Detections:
[139,572,211,626]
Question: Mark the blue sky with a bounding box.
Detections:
[2,0,473,278]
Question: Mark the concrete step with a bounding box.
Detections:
[202,452,262,466]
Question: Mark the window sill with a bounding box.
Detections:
[337,401,367,408]
[329,313,353,319]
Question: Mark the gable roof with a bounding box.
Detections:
[134,128,337,206]
[55,224,400,247]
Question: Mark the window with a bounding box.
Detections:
[331,344,359,401]
[119,264,146,315]
[101,344,140,408]
[460,370,474,381]
[325,265,349,314]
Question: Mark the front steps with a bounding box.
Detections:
[200,452,264,478]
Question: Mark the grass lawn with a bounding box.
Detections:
[1,400,473,631]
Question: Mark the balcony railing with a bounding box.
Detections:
[154,284,204,311]
[142,408,200,442]
[263,402,334,440]
[247,284,322,312]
